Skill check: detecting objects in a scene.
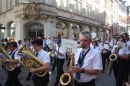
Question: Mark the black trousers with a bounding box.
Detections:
[107,51,111,64]
[51,57,56,71]
[74,79,95,86]
[32,73,49,86]
[101,53,107,71]
[113,63,126,86]
[54,58,65,86]
[26,71,32,79]
[6,67,23,86]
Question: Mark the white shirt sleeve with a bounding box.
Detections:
[92,51,103,70]
[125,46,130,55]
[111,45,116,53]
[14,51,20,60]
[42,52,50,64]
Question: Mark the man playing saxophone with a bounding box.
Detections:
[2,41,23,86]
[69,31,103,86]
[30,38,50,86]
[111,37,130,86]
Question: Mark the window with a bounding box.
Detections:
[15,0,20,5]
[78,0,82,14]
[86,4,89,17]
[88,5,92,18]
[46,0,52,5]
[104,0,107,7]
[56,0,60,7]
[0,0,2,13]
[73,0,77,13]
[95,0,99,3]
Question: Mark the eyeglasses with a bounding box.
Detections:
[123,35,127,37]
[9,46,14,47]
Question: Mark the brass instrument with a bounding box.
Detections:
[48,51,55,60]
[18,44,48,77]
[108,45,121,75]
[60,48,74,86]
[0,45,16,71]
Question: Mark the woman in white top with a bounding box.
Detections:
[92,40,102,53]
[111,36,130,86]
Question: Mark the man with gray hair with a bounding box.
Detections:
[69,31,103,86]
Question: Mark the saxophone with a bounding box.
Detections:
[60,48,74,86]
[108,45,121,75]
[18,44,48,77]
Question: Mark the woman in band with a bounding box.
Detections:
[2,42,23,86]
[111,37,130,86]
[30,39,50,86]
[91,40,102,53]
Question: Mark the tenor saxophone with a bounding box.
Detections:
[60,53,74,86]
[108,46,121,75]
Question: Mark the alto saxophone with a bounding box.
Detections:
[108,45,121,75]
[60,48,74,86]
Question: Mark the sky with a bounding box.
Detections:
[125,0,130,6]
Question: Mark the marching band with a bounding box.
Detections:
[0,31,130,86]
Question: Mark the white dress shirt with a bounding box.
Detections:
[17,44,23,51]
[74,48,103,82]
[92,46,102,53]
[111,45,130,56]
[36,49,50,64]
[55,47,66,59]
[9,49,20,67]
[101,43,109,53]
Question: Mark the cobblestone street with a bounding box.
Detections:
[0,61,118,86]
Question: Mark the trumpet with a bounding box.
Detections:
[60,48,74,86]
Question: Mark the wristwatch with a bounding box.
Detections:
[81,68,84,73]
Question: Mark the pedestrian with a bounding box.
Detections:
[69,31,103,86]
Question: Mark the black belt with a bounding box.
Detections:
[76,79,95,84]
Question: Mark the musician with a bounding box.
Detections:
[69,31,102,86]
[91,40,102,53]
[17,40,23,51]
[111,37,130,86]
[2,41,23,86]
[47,36,53,52]
[51,38,57,71]
[53,39,66,86]
[100,39,109,73]
[30,39,50,86]
[122,33,130,82]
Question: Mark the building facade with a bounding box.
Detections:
[0,0,117,41]
[126,6,130,36]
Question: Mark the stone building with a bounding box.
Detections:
[0,0,119,41]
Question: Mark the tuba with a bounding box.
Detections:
[0,45,16,71]
[108,45,121,75]
[18,44,48,77]
[60,48,74,86]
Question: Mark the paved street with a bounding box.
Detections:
[0,61,117,86]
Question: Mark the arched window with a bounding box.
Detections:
[72,25,81,39]
[10,22,15,37]
[56,22,67,38]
